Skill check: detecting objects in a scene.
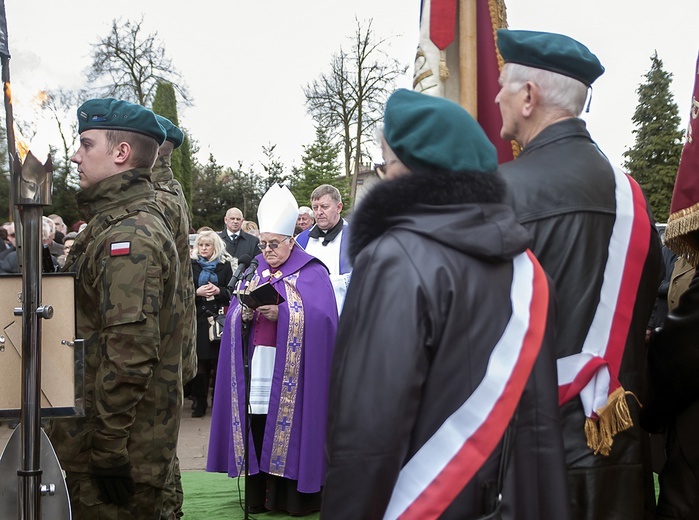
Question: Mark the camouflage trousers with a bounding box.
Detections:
[65,472,173,520]
[161,456,184,519]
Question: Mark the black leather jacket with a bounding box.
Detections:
[501,118,662,520]
[323,170,571,520]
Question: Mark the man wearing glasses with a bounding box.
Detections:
[295,184,351,313]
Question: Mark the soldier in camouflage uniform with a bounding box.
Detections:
[152,115,197,519]
[48,98,184,520]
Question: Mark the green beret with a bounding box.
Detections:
[155,115,184,148]
[497,29,604,87]
[383,89,497,174]
[77,98,166,145]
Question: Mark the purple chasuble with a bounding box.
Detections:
[206,246,338,493]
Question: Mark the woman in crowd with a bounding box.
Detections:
[207,184,337,516]
[241,220,259,238]
[191,230,233,418]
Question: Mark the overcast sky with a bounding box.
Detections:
[4,1,698,173]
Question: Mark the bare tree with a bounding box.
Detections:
[88,17,190,106]
[39,88,82,170]
[304,18,407,204]
[37,88,85,225]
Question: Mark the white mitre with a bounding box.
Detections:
[257,184,299,236]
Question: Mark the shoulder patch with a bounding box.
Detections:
[110,241,131,256]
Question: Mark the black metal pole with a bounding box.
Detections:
[241,317,251,520]
[18,204,43,520]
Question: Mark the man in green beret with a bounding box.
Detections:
[47,98,185,519]
[495,29,662,520]
[152,114,196,519]
[323,89,570,519]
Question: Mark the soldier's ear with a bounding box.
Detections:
[113,141,131,166]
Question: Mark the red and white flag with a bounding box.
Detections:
[414,0,514,164]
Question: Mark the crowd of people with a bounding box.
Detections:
[2,27,699,520]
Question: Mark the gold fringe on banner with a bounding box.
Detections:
[439,50,450,81]
[487,0,521,159]
[488,0,508,70]
[584,386,640,456]
[664,202,699,267]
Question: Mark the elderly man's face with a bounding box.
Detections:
[63,239,75,256]
[51,216,66,235]
[495,65,525,143]
[380,139,410,180]
[224,209,244,233]
[296,213,313,231]
[259,232,294,269]
[4,223,15,247]
[312,195,342,231]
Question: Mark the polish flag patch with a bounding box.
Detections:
[110,241,131,256]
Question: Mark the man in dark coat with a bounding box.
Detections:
[322,89,571,520]
[219,207,259,261]
[495,30,662,519]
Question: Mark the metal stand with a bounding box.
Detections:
[235,265,257,520]
[241,317,252,520]
[0,151,72,519]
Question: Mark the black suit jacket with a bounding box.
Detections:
[218,230,259,260]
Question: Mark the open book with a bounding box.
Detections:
[235,281,285,309]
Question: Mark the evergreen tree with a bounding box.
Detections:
[623,51,684,223]
[191,154,229,230]
[152,82,193,205]
[290,125,349,207]
[224,162,263,221]
[259,144,289,191]
[190,155,263,230]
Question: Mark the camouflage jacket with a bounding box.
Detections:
[48,168,183,488]
[152,155,197,383]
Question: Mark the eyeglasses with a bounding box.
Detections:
[376,159,398,179]
[258,237,291,251]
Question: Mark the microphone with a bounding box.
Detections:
[227,254,252,290]
[243,258,259,283]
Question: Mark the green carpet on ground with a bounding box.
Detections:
[181,470,661,518]
[181,471,320,520]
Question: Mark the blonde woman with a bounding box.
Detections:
[191,230,233,417]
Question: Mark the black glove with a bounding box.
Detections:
[93,462,135,505]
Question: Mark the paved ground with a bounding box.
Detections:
[0,405,213,471]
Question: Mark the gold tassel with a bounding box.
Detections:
[439,50,450,81]
[665,203,699,266]
[584,386,639,456]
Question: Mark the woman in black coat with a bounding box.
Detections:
[191,230,233,417]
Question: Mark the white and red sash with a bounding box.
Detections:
[556,168,650,453]
[383,250,549,520]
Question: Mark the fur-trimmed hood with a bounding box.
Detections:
[348,170,531,263]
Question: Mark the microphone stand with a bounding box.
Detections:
[235,277,253,520]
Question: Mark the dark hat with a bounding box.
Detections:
[497,29,604,86]
[383,89,497,174]
[77,98,166,145]
[155,115,184,148]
